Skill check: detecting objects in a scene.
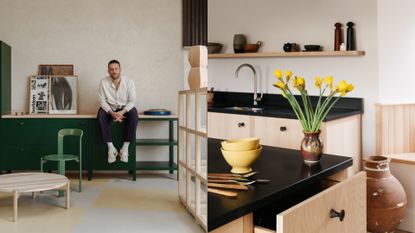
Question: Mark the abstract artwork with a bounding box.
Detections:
[49,76,78,114]
[29,76,49,114]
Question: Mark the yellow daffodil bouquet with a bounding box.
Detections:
[273,69,354,132]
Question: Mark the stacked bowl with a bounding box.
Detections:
[220,138,262,174]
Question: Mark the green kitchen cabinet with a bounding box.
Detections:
[0,119,43,145]
[42,119,93,171]
[0,119,44,171]
[0,41,11,117]
[89,120,136,180]
[0,145,43,170]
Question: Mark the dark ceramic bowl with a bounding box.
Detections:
[304,45,321,51]
[207,43,223,54]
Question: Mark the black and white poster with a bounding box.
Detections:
[49,76,78,114]
[29,76,49,114]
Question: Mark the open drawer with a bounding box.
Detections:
[254,172,366,233]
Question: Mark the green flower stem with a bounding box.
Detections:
[315,96,342,130]
[286,88,308,130]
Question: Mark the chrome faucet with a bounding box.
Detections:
[235,63,263,106]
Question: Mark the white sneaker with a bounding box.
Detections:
[120,148,129,163]
[108,148,118,164]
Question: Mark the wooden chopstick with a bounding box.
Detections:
[208,188,237,197]
[208,179,235,183]
[208,182,248,190]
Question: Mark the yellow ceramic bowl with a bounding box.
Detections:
[221,146,262,174]
[221,137,260,151]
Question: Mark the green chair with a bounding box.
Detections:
[40,128,83,192]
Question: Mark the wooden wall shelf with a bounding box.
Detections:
[208,51,365,59]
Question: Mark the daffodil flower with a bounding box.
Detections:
[285,70,292,82]
[337,80,348,96]
[324,76,333,89]
[274,69,283,81]
[314,76,322,88]
[273,81,286,90]
[346,84,354,92]
[293,76,305,91]
[272,68,354,132]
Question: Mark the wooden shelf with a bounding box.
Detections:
[208,50,365,59]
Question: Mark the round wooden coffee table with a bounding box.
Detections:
[0,172,70,222]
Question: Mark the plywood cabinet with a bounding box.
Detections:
[208,112,252,139]
[208,112,362,177]
[253,116,303,150]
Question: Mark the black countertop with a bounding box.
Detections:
[208,138,353,231]
[208,91,363,121]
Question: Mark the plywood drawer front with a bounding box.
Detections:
[276,172,366,233]
[253,116,303,149]
[208,112,252,139]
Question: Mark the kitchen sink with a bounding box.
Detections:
[224,106,264,112]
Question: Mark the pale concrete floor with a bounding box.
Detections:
[0,173,205,233]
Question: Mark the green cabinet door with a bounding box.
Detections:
[0,119,43,145]
[43,119,92,171]
[0,41,11,116]
[0,145,43,170]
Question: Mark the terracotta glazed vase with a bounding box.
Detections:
[365,156,407,233]
[300,131,323,164]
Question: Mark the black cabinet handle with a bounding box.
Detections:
[238,122,245,127]
[19,121,24,126]
[280,126,287,131]
[330,209,345,222]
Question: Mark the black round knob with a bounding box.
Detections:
[280,126,287,131]
[19,122,24,126]
[238,122,245,127]
[330,209,345,222]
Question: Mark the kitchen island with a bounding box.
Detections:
[208,138,366,233]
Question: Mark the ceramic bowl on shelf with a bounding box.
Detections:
[304,45,321,51]
[221,137,260,151]
[207,43,223,54]
[244,41,262,53]
[221,146,262,174]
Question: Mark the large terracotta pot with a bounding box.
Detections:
[300,131,323,164]
[365,156,407,233]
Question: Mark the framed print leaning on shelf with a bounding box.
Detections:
[38,64,74,75]
[49,76,78,114]
[29,75,49,114]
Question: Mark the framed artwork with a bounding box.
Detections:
[38,64,74,75]
[49,76,78,114]
[29,76,49,114]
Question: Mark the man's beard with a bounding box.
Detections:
[110,74,120,80]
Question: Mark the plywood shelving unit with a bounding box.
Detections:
[178,88,207,231]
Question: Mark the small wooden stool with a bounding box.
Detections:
[0,172,70,222]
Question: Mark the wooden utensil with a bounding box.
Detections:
[208,175,249,181]
[208,188,237,197]
[208,182,248,190]
[209,171,258,178]
[208,179,257,186]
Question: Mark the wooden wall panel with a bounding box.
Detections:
[376,103,415,155]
